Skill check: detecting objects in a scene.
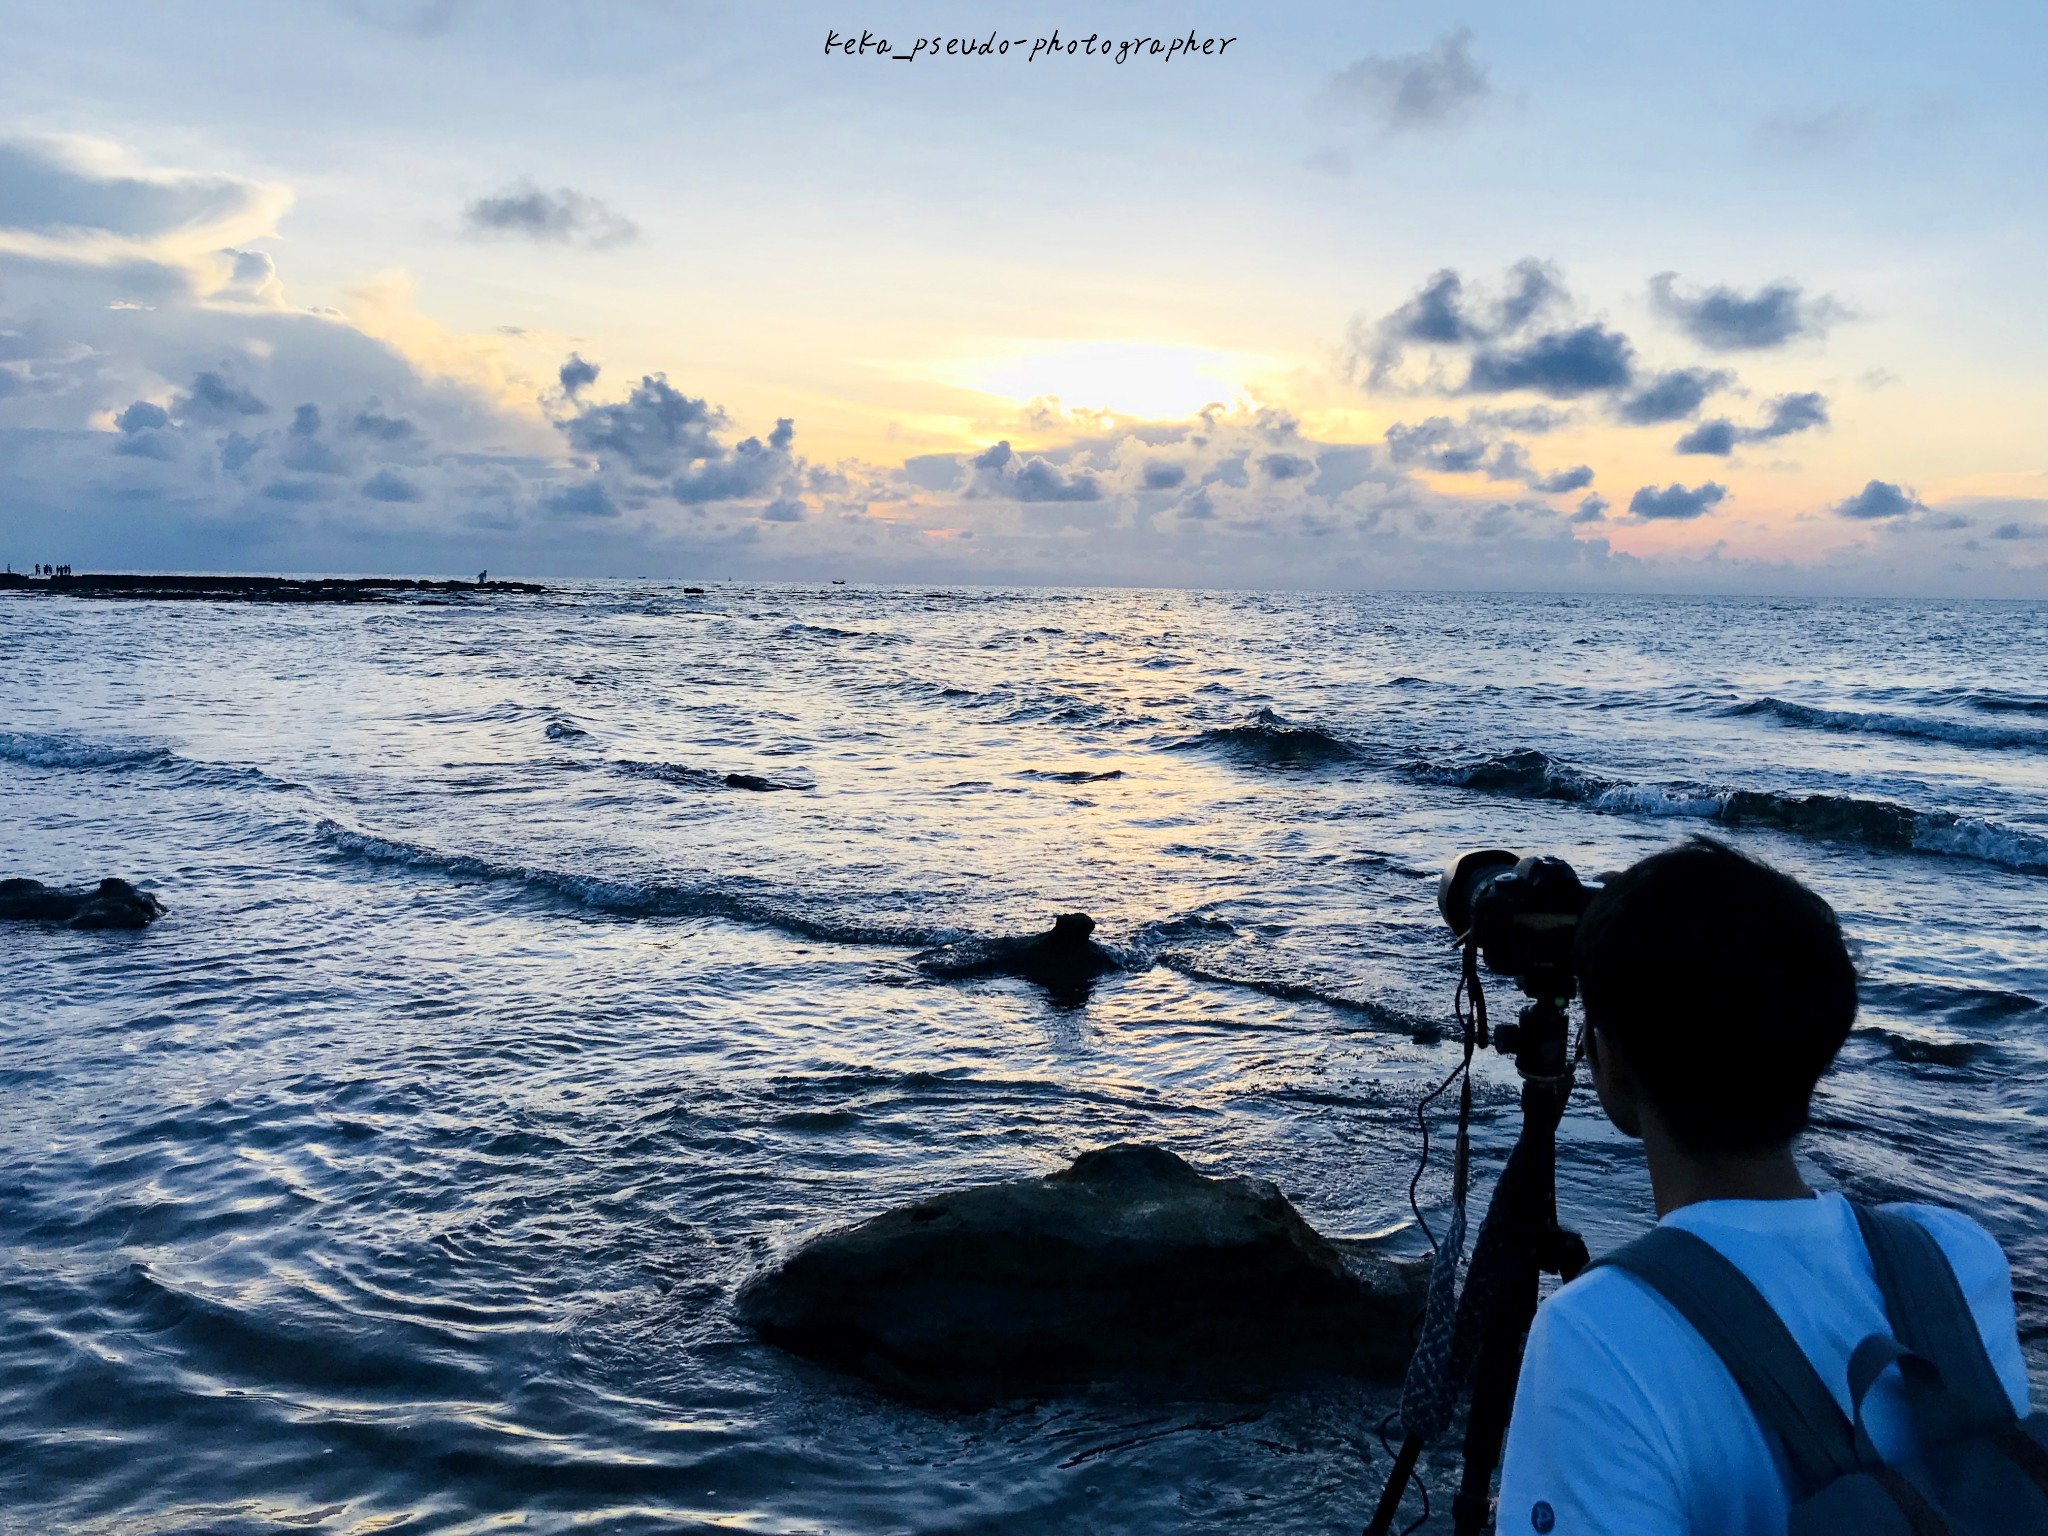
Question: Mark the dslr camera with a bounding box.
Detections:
[1437,850,1599,1069]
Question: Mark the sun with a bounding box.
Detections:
[945,340,1278,423]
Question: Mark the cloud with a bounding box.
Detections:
[1678,391,1830,456]
[761,497,806,523]
[350,407,419,442]
[0,136,289,284]
[361,468,423,502]
[461,181,638,249]
[961,438,1103,502]
[1260,451,1315,480]
[1616,367,1730,424]
[1142,461,1187,489]
[1629,482,1728,520]
[542,480,619,519]
[1833,479,1923,520]
[558,353,600,397]
[1465,324,1634,397]
[1529,463,1594,493]
[1351,259,1568,388]
[1322,29,1491,135]
[176,369,269,422]
[559,373,725,476]
[1992,521,2047,541]
[1648,273,1842,350]
[1572,494,1609,523]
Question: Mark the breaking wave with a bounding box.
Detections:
[1419,749,2048,875]
[1727,697,2048,751]
[1171,708,1362,768]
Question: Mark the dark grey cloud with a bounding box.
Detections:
[1616,367,1730,424]
[1649,273,1841,350]
[1322,29,1491,135]
[1260,451,1315,480]
[761,497,807,523]
[560,373,724,477]
[176,369,268,423]
[1142,461,1188,490]
[1833,479,1923,520]
[672,425,795,504]
[115,400,169,434]
[542,480,619,519]
[462,181,637,249]
[1529,463,1594,493]
[1676,419,1738,456]
[1572,494,1609,523]
[971,440,1014,471]
[1010,457,1102,502]
[1465,324,1634,398]
[361,468,422,503]
[1992,521,2047,541]
[350,408,418,442]
[1629,481,1728,520]
[558,353,600,397]
[1677,392,1829,456]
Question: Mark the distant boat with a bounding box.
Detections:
[831,579,846,585]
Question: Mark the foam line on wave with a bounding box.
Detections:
[311,820,958,946]
[0,728,305,793]
[1725,697,2048,751]
[1416,748,2048,875]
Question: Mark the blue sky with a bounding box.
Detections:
[1,0,2043,591]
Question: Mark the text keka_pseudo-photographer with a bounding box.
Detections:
[824,28,1238,64]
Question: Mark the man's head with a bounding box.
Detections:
[1575,837,1856,1155]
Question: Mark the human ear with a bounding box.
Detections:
[1587,1025,1644,1140]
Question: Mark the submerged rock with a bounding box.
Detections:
[912,911,1123,1007]
[736,1143,1424,1404]
[0,877,163,929]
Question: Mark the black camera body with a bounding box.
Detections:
[1438,849,1597,1007]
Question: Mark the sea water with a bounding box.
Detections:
[2,584,2043,1533]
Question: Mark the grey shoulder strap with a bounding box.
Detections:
[1851,1203,2014,1429]
[1594,1226,1861,1495]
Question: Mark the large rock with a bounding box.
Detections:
[737,1144,1423,1403]
[0,877,163,929]
[911,911,1124,1007]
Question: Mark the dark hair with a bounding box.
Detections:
[1574,836,1857,1155]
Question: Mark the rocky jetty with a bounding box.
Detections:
[0,877,163,929]
[736,1143,1424,1404]
[0,572,544,602]
[911,911,1124,1007]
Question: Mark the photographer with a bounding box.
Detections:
[1495,837,2034,1532]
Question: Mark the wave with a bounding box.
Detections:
[0,728,301,793]
[1017,767,1125,784]
[611,759,810,793]
[0,729,173,772]
[1171,708,1362,768]
[1860,1027,1993,1069]
[1420,749,2048,875]
[313,821,946,945]
[1727,697,2048,751]
[889,677,1138,728]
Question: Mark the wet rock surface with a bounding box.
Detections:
[0,877,164,929]
[912,911,1125,1006]
[736,1143,1424,1404]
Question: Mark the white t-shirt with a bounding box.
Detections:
[1496,1192,2030,1535]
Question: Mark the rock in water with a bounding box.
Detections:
[911,911,1123,1007]
[0,877,164,929]
[736,1143,1423,1403]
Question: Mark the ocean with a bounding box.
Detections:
[2,583,2043,1534]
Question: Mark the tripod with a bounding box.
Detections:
[1365,964,1588,1536]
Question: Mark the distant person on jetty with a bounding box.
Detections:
[477,569,488,585]
[1498,838,2037,1531]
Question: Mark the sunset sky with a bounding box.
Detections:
[2,0,2044,593]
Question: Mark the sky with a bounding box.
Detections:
[1,0,2044,594]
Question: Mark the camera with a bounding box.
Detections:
[1438,849,1597,999]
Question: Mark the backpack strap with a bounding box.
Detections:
[1594,1226,1862,1495]
[1851,1204,2014,1430]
